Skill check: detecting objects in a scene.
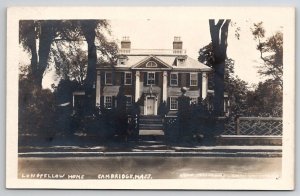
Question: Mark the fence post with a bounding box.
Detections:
[235,116,240,135]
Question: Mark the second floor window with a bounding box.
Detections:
[124,72,132,85]
[146,61,157,67]
[105,72,112,85]
[170,73,178,86]
[147,72,155,85]
[190,73,198,86]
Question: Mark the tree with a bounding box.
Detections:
[19,20,117,90]
[198,43,249,116]
[251,22,283,88]
[208,19,231,116]
[20,20,62,88]
[246,79,282,117]
[52,41,88,85]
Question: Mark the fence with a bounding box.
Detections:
[224,117,282,136]
[164,115,283,136]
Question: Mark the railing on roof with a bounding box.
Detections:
[118,48,186,55]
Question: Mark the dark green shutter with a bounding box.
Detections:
[155,72,159,85]
[167,97,170,111]
[178,73,182,87]
[121,72,125,85]
[101,72,105,85]
[186,73,190,87]
[112,96,116,108]
[198,73,202,98]
[144,72,147,86]
[100,96,104,108]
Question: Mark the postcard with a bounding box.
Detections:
[6,6,295,190]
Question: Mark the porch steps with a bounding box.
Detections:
[139,115,164,136]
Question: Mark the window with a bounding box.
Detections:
[146,61,157,67]
[126,95,132,106]
[147,72,155,85]
[190,97,198,105]
[190,73,198,86]
[105,72,112,85]
[170,97,178,110]
[170,73,178,86]
[104,96,112,109]
[124,72,132,85]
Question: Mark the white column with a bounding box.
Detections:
[162,71,168,102]
[202,72,208,100]
[135,71,140,102]
[95,70,101,106]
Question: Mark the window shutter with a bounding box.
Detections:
[167,97,170,111]
[101,72,105,85]
[144,72,147,86]
[167,72,170,86]
[112,96,116,108]
[121,72,125,85]
[198,73,202,98]
[178,73,182,87]
[186,73,190,87]
[100,96,104,108]
[155,72,159,85]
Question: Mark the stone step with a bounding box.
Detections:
[139,129,165,136]
[139,123,163,129]
[139,119,163,124]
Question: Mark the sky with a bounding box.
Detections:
[19,18,283,90]
[109,18,283,87]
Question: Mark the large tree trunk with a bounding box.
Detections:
[35,21,56,88]
[26,21,38,78]
[209,19,230,116]
[81,21,98,113]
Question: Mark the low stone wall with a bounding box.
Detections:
[216,135,282,146]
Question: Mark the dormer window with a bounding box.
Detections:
[146,61,157,67]
[178,59,184,63]
[119,59,126,65]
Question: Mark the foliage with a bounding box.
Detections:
[251,22,283,88]
[19,77,57,137]
[246,79,282,117]
[198,43,249,116]
[19,20,117,88]
[51,42,88,85]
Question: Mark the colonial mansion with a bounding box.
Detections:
[74,36,212,116]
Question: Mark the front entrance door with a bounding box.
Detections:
[146,97,155,115]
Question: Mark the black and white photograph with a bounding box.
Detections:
[6,7,295,189]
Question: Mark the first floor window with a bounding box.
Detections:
[124,72,132,85]
[190,97,198,105]
[104,96,112,109]
[190,73,198,86]
[147,72,155,85]
[170,73,178,86]
[170,97,178,110]
[126,95,132,106]
[105,72,112,85]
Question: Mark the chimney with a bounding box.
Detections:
[173,36,182,50]
[121,36,131,49]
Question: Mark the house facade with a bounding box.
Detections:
[79,36,212,116]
